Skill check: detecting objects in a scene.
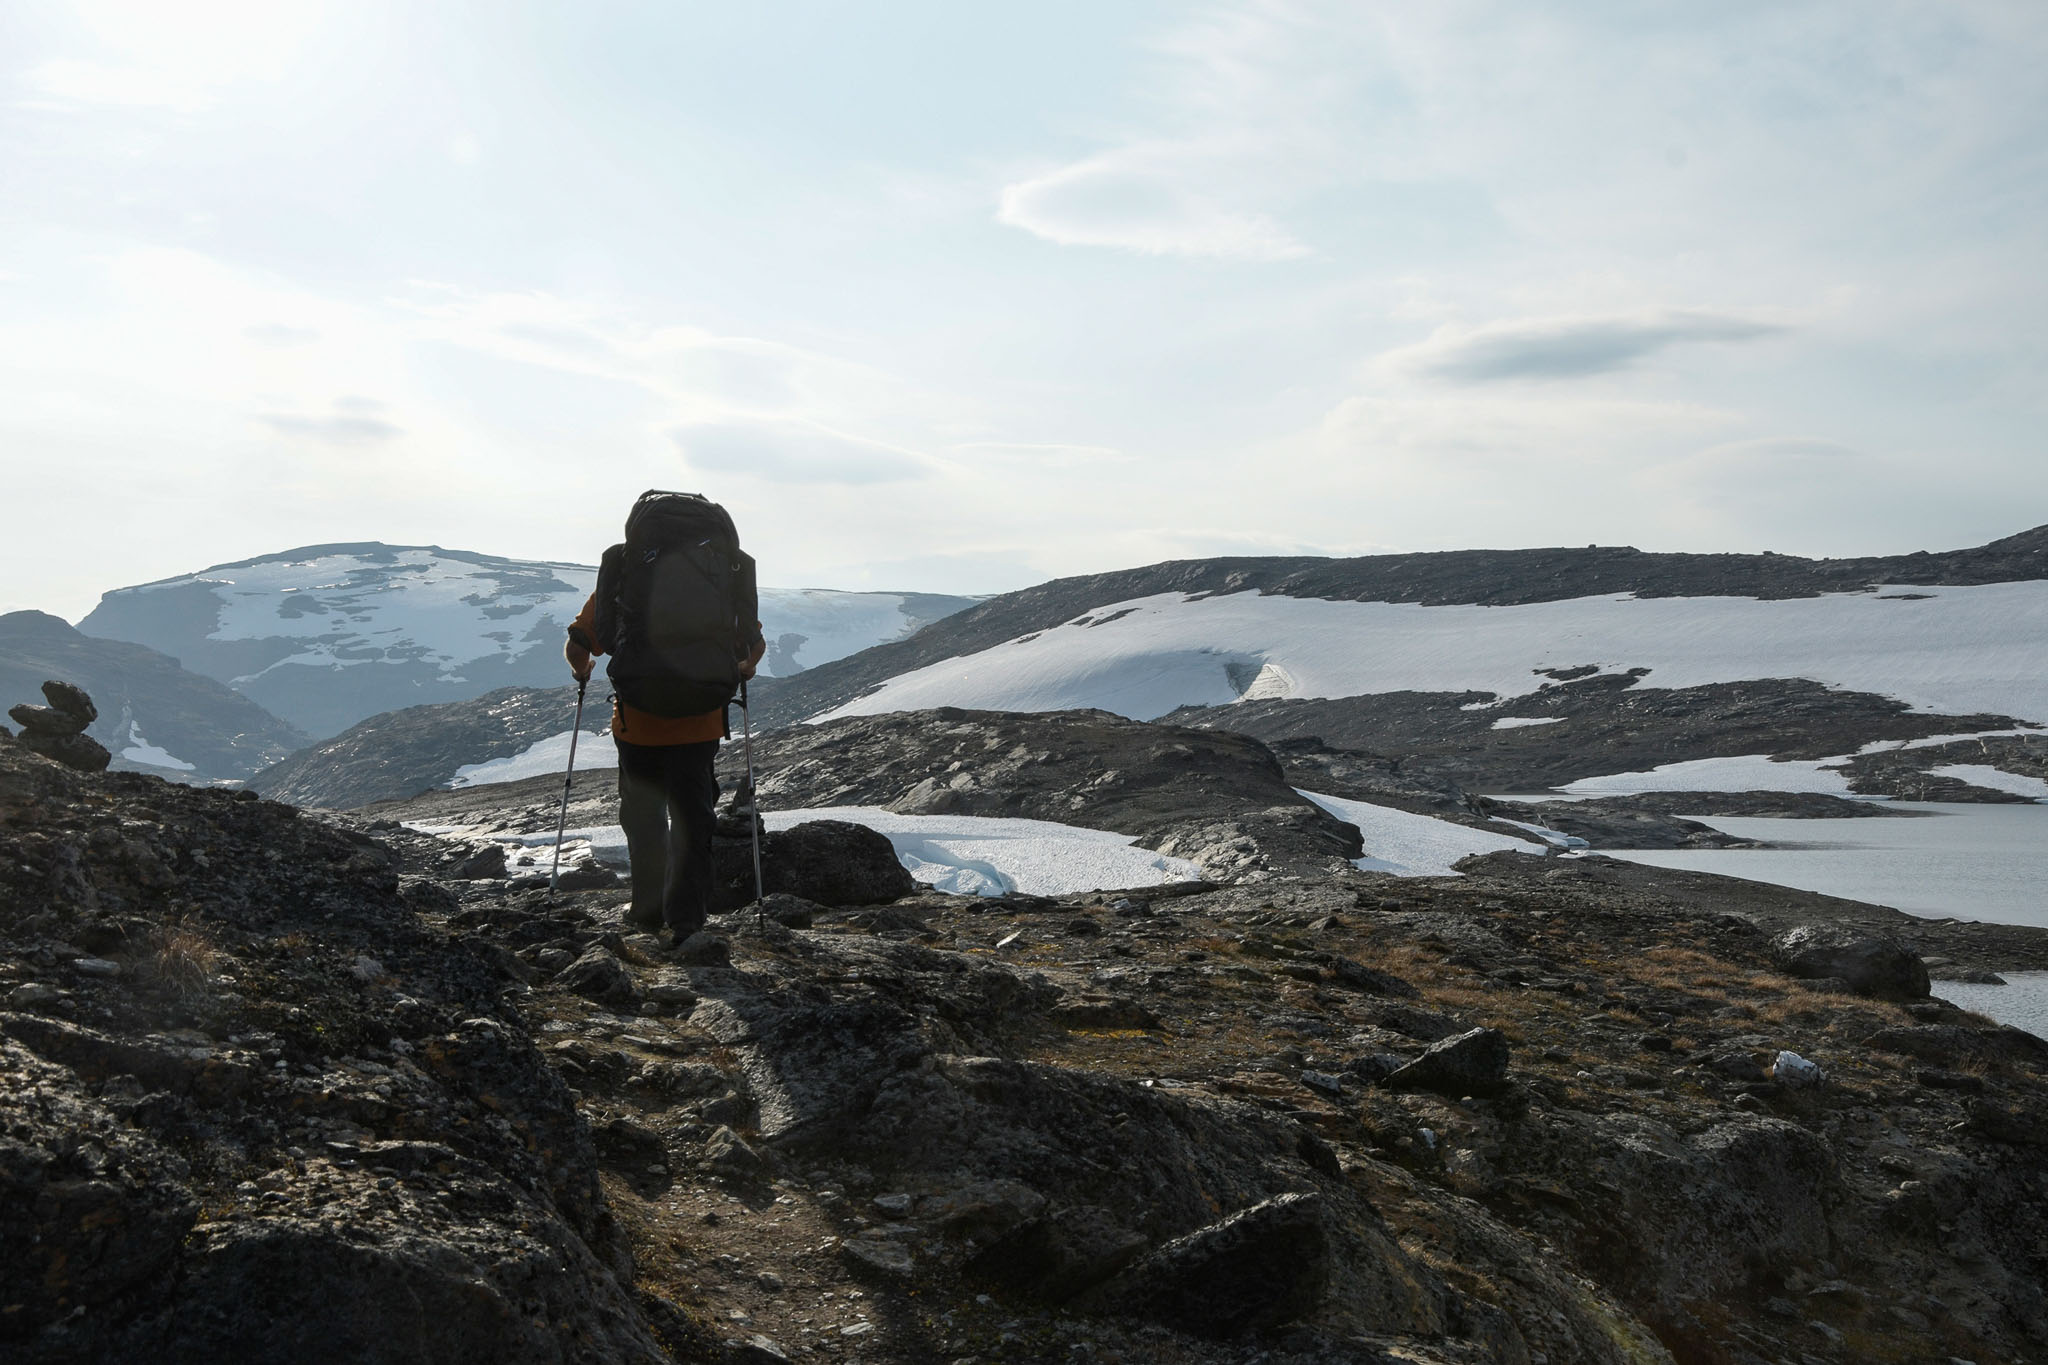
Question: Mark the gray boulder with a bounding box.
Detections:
[713,819,915,909]
[21,730,112,772]
[1383,1026,1511,1096]
[1103,1192,1331,1338]
[1770,924,1929,1000]
[555,947,641,1009]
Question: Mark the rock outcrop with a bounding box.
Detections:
[0,741,674,1363]
[8,678,112,772]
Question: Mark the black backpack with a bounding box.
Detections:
[591,491,758,718]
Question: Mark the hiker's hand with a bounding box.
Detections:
[738,658,756,682]
[572,662,592,683]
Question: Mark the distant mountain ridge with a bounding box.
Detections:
[750,525,2048,729]
[78,542,977,740]
[0,610,307,781]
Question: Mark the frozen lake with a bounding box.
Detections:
[1606,802,2048,1037]
[1602,802,2048,930]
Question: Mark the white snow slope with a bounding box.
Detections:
[81,543,977,737]
[818,582,2048,727]
[485,810,1204,898]
[1296,789,1543,876]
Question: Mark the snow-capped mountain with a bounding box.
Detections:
[737,525,2048,797]
[0,611,307,782]
[78,544,978,740]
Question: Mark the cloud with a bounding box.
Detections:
[244,323,320,347]
[997,151,1310,261]
[21,59,214,112]
[258,413,403,445]
[1392,309,1790,383]
[673,421,929,485]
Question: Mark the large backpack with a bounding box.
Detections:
[592,491,757,718]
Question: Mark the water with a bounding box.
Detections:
[1602,802,2048,929]
[1931,971,2048,1039]
[1601,802,2048,1036]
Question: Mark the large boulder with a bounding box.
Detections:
[1770,924,1929,1000]
[1383,1026,1512,1096]
[713,819,916,909]
[1102,1192,1332,1338]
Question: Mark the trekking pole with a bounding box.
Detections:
[741,676,765,921]
[548,677,589,899]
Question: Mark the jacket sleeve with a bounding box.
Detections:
[564,592,600,678]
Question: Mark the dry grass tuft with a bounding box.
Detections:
[148,922,219,998]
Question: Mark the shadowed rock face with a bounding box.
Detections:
[721,706,1367,880]
[0,741,669,1364]
[1771,923,1932,1000]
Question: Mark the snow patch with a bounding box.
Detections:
[1296,789,1542,876]
[492,809,1203,898]
[1557,755,1855,797]
[117,713,195,771]
[449,729,618,788]
[1491,716,1564,730]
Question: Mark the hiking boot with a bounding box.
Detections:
[623,902,664,933]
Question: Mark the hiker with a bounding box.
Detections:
[564,491,767,942]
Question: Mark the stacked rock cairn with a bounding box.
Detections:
[7,680,112,771]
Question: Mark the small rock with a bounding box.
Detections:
[1771,1050,1825,1088]
[7,982,60,1008]
[872,1192,914,1218]
[674,932,732,967]
[728,1335,791,1364]
[7,703,88,736]
[555,947,641,1008]
[71,957,122,979]
[351,955,385,983]
[1065,917,1102,937]
[554,860,619,891]
[646,982,700,1009]
[1639,1033,1674,1053]
[1383,1027,1511,1096]
[842,1237,914,1278]
[1916,1068,1985,1093]
[449,843,508,880]
[756,1271,784,1292]
[703,1125,767,1179]
[20,730,112,772]
[1299,1070,1347,1097]
[40,679,97,722]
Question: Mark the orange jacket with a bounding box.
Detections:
[564,593,766,745]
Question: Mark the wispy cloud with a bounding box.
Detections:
[259,412,402,445]
[674,420,930,485]
[997,149,1310,261]
[1390,310,1790,384]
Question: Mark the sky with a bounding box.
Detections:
[4,0,2045,621]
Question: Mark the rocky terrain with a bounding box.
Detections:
[1177,676,2037,799]
[254,684,593,809]
[1,610,306,782]
[747,524,2048,730]
[6,706,2048,1364]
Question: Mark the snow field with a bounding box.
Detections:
[817,581,2048,726]
[1556,755,1857,798]
[1295,789,1543,877]
[483,810,1204,898]
[450,728,618,788]
[157,548,955,684]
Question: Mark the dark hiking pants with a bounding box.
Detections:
[616,736,720,936]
